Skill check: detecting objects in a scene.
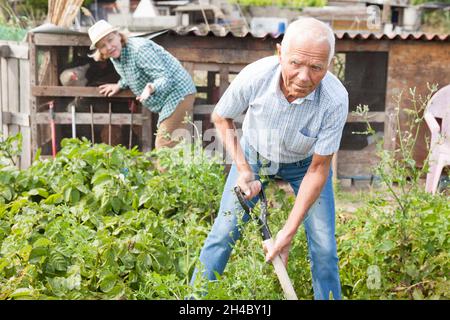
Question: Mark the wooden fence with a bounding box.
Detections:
[0,40,31,169]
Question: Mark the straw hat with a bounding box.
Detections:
[88,20,119,50]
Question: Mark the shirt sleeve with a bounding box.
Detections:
[313,94,348,156]
[117,78,128,89]
[136,41,172,102]
[213,69,253,120]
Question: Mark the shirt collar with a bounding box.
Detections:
[291,89,316,105]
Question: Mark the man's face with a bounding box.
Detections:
[97,32,122,59]
[277,38,330,101]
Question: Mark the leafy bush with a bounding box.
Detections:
[0,137,225,299]
[0,24,27,41]
[338,85,449,299]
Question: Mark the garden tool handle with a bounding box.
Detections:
[263,238,298,300]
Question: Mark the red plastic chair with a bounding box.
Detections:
[424,84,450,194]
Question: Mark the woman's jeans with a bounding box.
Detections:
[190,142,342,300]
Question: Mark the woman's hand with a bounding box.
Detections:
[99,83,121,97]
[136,83,155,102]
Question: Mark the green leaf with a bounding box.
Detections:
[29,246,48,264]
[43,193,63,205]
[75,184,90,194]
[10,288,34,299]
[412,288,424,300]
[92,172,112,186]
[24,188,49,198]
[110,150,123,167]
[2,187,12,201]
[64,187,72,203]
[70,189,80,203]
[49,251,68,272]
[99,272,117,293]
[379,240,395,252]
[111,197,121,213]
[33,237,52,248]
[406,265,419,279]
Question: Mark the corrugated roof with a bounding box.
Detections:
[335,31,449,41]
[161,28,449,41]
[29,23,449,42]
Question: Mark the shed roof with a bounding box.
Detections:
[160,28,449,42]
[29,23,449,42]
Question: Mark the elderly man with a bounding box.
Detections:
[190,17,348,300]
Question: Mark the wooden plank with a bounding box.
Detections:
[1,58,9,137]
[8,58,20,138]
[193,62,245,73]
[1,111,30,126]
[29,34,39,161]
[219,65,229,97]
[140,108,153,152]
[207,71,216,104]
[337,146,379,177]
[336,40,390,53]
[49,48,59,86]
[347,111,385,123]
[0,45,11,58]
[32,33,91,47]
[20,59,31,169]
[155,34,278,52]
[31,86,135,98]
[194,104,215,115]
[0,41,29,59]
[168,48,273,65]
[35,112,145,125]
[182,61,194,77]
[38,48,59,86]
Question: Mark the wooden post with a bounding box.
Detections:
[219,65,229,97]
[29,33,39,161]
[141,108,153,152]
[1,57,8,137]
[207,71,216,103]
[19,57,31,169]
[7,57,20,138]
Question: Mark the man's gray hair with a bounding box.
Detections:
[281,17,336,65]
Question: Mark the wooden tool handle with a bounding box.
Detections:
[263,238,298,300]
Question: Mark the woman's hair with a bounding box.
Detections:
[89,31,128,62]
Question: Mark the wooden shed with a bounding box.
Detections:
[151,30,449,181]
[1,27,448,181]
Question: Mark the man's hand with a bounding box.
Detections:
[263,228,293,267]
[236,170,261,200]
[99,83,120,97]
[136,83,155,102]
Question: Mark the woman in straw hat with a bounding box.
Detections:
[88,20,197,149]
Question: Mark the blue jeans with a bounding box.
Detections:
[190,141,342,300]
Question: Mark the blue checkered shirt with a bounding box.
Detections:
[214,56,348,163]
[111,37,196,125]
